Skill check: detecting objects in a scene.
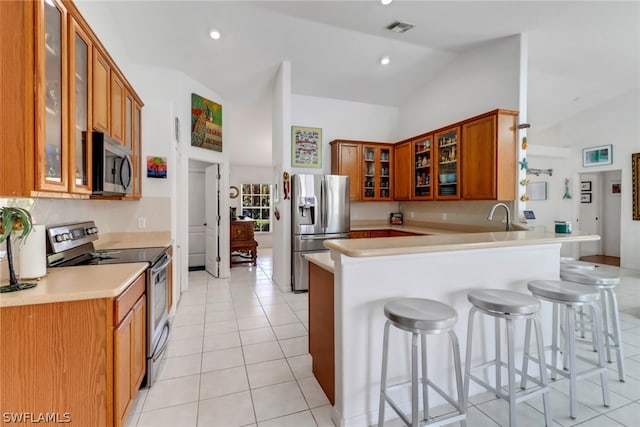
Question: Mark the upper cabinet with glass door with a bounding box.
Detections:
[413,135,433,200]
[36,0,69,193]
[68,17,92,195]
[362,144,393,201]
[434,126,460,200]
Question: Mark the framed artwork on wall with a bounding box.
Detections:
[291,126,322,168]
[583,144,612,167]
[580,181,592,191]
[581,193,592,203]
[191,93,222,152]
[633,153,639,220]
[610,181,621,195]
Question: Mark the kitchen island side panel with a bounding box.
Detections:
[330,244,560,427]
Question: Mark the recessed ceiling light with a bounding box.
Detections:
[209,29,221,40]
[381,0,393,5]
[380,56,390,65]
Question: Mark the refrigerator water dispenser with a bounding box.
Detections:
[297,196,317,225]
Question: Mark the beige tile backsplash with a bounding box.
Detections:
[1,196,170,282]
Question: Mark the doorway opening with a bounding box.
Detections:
[578,170,622,266]
[187,159,221,277]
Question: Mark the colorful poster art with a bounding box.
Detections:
[147,156,167,178]
[191,93,222,152]
[291,126,322,168]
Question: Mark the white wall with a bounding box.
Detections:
[397,35,521,139]
[531,89,640,270]
[271,62,293,292]
[291,94,400,175]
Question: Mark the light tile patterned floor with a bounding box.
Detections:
[126,252,640,426]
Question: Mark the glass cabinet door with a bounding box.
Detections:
[379,146,391,199]
[363,146,376,200]
[38,0,68,191]
[435,127,460,199]
[413,135,433,200]
[69,19,91,194]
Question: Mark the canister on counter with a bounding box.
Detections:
[555,221,572,233]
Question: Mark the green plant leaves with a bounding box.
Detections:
[0,207,33,243]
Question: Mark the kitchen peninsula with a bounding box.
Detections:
[307,227,599,427]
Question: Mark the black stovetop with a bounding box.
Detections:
[50,246,166,267]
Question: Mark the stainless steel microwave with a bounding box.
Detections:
[92,131,133,196]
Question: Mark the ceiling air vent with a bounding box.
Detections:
[385,21,414,34]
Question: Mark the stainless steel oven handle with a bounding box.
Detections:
[151,253,172,274]
[151,322,170,362]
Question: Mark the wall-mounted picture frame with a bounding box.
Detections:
[291,126,322,168]
[581,193,592,203]
[580,181,592,191]
[583,144,612,167]
[191,93,222,152]
[633,153,639,220]
[610,181,621,195]
[147,156,167,178]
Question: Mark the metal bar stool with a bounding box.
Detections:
[525,280,610,419]
[464,289,552,427]
[378,298,466,427]
[560,269,625,381]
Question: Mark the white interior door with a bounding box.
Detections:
[579,173,602,256]
[205,164,220,276]
[188,171,206,267]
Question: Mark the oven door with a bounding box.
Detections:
[145,251,172,387]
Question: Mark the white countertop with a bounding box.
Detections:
[325,229,598,257]
[0,263,148,307]
[304,252,334,273]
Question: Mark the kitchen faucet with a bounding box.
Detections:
[487,203,513,231]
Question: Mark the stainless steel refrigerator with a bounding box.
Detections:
[291,174,350,292]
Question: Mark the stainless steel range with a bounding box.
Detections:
[46,221,171,388]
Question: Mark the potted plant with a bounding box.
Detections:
[0,207,37,293]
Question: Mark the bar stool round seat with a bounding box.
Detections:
[560,269,625,382]
[378,298,466,427]
[527,280,600,303]
[465,289,552,427]
[526,280,610,419]
[384,298,457,332]
[560,269,620,287]
[467,289,540,315]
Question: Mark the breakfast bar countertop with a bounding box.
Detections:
[326,229,599,258]
[0,263,148,308]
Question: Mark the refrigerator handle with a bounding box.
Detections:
[321,179,327,229]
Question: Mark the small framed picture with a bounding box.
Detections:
[523,210,536,220]
[610,181,621,195]
[583,144,612,167]
[581,193,592,203]
[580,181,592,191]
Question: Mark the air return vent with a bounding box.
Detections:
[385,21,414,33]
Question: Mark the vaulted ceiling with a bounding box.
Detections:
[78,1,640,166]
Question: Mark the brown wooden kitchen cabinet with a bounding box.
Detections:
[0,0,143,198]
[308,262,335,405]
[231,219,258,266]
[330,140,362,201]
[393,140,412,200]
[0,272,146,427]
[92,48,111,134]
[114,276,146,427]
[110,71,126,144]
[461,109,518,200]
